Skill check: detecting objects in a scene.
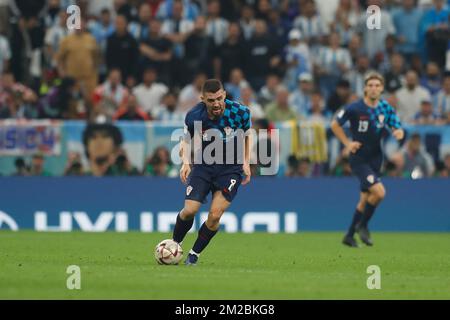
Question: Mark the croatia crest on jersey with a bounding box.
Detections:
[377,114,385,128]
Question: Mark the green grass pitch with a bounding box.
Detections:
[0,231,449,299]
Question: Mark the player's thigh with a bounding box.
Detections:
[368,182,386,200]
[209,190,232,216]
[213,170,243,203]
[185,167,213,204]
[351,162,381,192]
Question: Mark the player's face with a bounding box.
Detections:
[202,89,226,119]
[364,79,383,101]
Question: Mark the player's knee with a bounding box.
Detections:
[208,208,224,225]
[181,207,197,219]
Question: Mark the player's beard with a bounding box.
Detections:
[208,105,224,119]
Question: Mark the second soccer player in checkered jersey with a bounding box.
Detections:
[172,79,252,265]
[331,72,405,248]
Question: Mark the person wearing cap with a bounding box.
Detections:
[413,98,445,125]
[283,28,312,91]
[289,72,314,118]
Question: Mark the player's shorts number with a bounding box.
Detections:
[228,179,237,191]
[358,120,369,132]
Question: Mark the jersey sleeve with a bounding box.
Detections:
[183,113,195,141]
[386,104,402,130]
[243,107,252,132]
[335,105,352,126]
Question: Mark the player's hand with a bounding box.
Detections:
[346,141,362,154]
[179,164,191,184]
[242,162,251,186]
[392,129,404,141]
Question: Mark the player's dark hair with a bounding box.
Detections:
[202,79,223,94]
[82,123,123,158]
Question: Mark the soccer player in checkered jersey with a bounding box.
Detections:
[331,72,404,247]
[172,79,252,265]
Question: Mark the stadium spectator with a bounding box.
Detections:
[82,123,123,177]
[240,85,265,121]
[346,54,371,98]
[139,18,173,84]
[292,0,327,49]
[0,29,11,74]
[283,29,311,91]
[143,146,178,177]
[224,68,249,101]
[330,0,360,47]
[239,4,256,41]
[178,72,206,112]
[105,15,139,82]
[395,70,432,124]
[326,79,352,114]
[419,0,449,68]
[107,151,140,176]
[214,21,245,82]
[315,32,352,100]
[44,10,69,70]
[133,67,168,116]
[38,77,84,119]
[286,156,312,177]
[57,19,100,103]
[113,94,150,121]
[412,98,444,125]
[152,91,185,121]
[128,3,152,41]
[12,157,29,176]
[205,0,229,46]
[161,0,195,86]
[384,53,406,94]
[244,19,281,91]
[332,153,352,177]
[306,91,328,125]
[0,84,38,119]
[63,152,84,176]
[289,72,314,118]
[266,6,291,46]
[400,133,435,178]
[257,73,281,107]
[435,72,450,122]
[183,15,216,81]
[92,69,129,122]
[29,152,51,176]
[392,0,423,61]
[347,34,364,65]
[265,85,297,122]
[420,62,442,97]
[156,0,199,21]
[356,0,396,60]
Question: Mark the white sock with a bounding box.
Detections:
[189,249,200,257]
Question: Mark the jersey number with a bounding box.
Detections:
[358,120,369,132]
[228,179,237,191]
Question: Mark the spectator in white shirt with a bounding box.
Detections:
[133,67,168,117]
[206,0,229,46]
[395,70,432,124]
[0,31,11,74]
[178,72,207,112]
[152,91,186,122]
[435,72,450,123]
[240,85,265,121]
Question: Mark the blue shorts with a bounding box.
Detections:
[350,155,383,192]
[185,164,243,203]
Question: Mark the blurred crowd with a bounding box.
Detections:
[0,0,450,178]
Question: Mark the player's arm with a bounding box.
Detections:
[179,119,194,184]
[387,105,404,141]
[242,133,252,185]
[330,109,361,154]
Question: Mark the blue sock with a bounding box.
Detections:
[192,222,218,254]
[361,203,377,227]
[347,209,363,237]
[172,213,194,243]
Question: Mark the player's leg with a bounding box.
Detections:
[360,182,386,228]
[173,169,211,244]
[185,170,242,265]
[343,191,368,247]
[172,200,201,244]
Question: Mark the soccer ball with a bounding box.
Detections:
[154,239,183,265]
